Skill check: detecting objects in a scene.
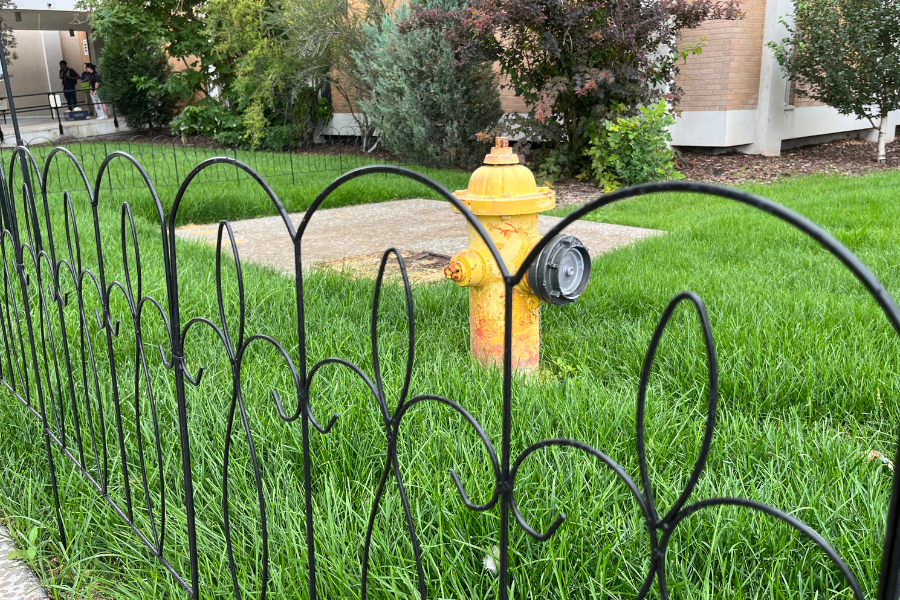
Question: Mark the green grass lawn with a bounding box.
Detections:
[1,141,473,226]
[0,157,899,599]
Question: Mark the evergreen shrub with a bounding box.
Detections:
[353,4,502,168]
[99,34,177,134]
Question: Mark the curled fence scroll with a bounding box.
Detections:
[0,143,898,599]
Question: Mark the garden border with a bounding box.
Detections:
[0,144,898,599]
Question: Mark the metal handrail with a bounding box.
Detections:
[0,89,118,141]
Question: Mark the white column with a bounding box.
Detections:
[40,30,64,93]
[887,109,899,144]
[748,0,791,155]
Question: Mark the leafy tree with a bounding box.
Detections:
[402,0,741,176]
[78,0,220,100]
[354,2,502,166]
[99,34,177,134]
[0,0,18,67]
[770,0,900,161]
[206,0,329,145]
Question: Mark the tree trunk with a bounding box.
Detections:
[877,116,888,162]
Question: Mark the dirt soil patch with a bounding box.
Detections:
[552,138,900,202]
[677,138,900,185]
[321,251,452,284]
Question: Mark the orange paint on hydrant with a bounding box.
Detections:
[445,138,555,372]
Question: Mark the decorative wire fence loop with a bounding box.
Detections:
[0,144,897,600]
[1,129,486,196]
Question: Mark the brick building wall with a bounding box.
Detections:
[330,65,529,115]
[328,0,896,152]
[333,0,771,118]
[497,70,528,113]
[675,0,767,113]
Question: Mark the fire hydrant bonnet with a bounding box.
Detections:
[454,144,555,216]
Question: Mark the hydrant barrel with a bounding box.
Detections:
[446,138,557,371]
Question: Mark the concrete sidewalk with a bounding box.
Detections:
[0,523,47,599]
[176,198,663,280]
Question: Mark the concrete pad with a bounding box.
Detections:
[176,198,663,280]
[0,116,129,147]
[0,523,46,599]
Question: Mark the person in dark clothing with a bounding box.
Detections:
[85,63,107,119]
[59,60,79,111]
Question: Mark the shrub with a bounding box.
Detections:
[99,34,177,134]
[585,101,684,191]
[353,3,502,168]
[402,0,740,177]
[170,99,240,139]
[207,0,327,146]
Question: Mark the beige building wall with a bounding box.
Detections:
[497,69,528,113]
[59,29,89,73]
[670,0,899,153]
[675,0,767,113]
[3,28,100,117]
[5,30,51,96]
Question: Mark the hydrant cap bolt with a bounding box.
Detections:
[527,234,592,305]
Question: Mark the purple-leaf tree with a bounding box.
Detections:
[402,0,742,175]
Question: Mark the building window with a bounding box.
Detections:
[14,12,21,22]
[784,79,797,106]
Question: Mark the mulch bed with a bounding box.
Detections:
[677,138,900,185]
[552,138,900,203]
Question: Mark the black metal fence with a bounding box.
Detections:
[0,129,483,196]
[0,91,119,139]
[0,142,898,599]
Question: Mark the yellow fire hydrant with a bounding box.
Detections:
[444,138,591,371]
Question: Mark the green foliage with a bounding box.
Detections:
[769,0,900,160]
[533,149,567,186]
[0,0,17,66]
[98,34,177,134]
[207,0,327,146]
[316,97,334,124]
[585,101,683,191]
[354,4,501,167]
[170,98,241,141]
[79,0,219,100]
[6,526,39,561]
[403,0,740,176]
[78,0,363,150]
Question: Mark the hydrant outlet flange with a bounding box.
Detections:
[527,234,592,305]
[445,249,487,287]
